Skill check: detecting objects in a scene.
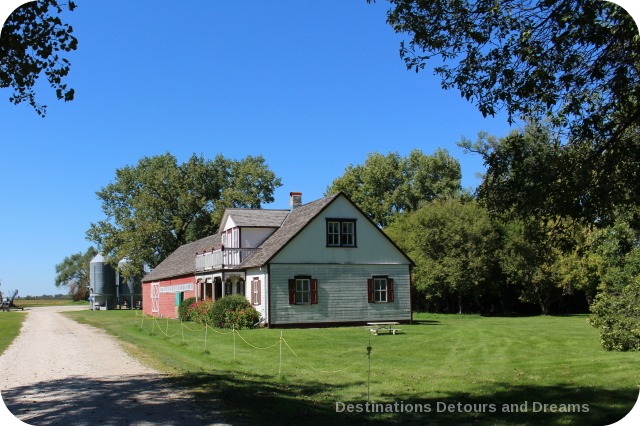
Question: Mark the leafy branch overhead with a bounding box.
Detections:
[0,0,77,116]
[376,0,640,224]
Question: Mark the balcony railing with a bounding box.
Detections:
[196,247,259,272]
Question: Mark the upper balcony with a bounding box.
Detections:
[195,247,259,272]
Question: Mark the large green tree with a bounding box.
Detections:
[375,0,640,226]
[54,246,97,301]
[326,148,461,227]
[1,0,77,116]
[499,218,572,315]
[386,198,501,313]
[86,153,282,276]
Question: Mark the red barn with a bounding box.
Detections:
[141,234,217,318]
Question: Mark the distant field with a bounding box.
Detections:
[0,312,26,355]
[63,311,640,426]
[14,299,88,308]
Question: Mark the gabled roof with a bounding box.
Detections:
[240,193,340,268]
[142,233,219,282]
[142,191,413,282]
[221,208,289,228]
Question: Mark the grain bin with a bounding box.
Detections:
[117,258,142,309]
[89,253,116,310]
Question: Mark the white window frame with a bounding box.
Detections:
[296,278,311,305]
[374,277,388,303]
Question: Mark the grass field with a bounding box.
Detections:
[12,299,88,308]
[0,312,26,355]
[62,311,639,425]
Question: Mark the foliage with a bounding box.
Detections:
[209,295,260,329]
[86,153,281,276]
[1,0,77,116]
[589,276,640,351]
[497,219,567,315]
[54,246,98,301]
[461,122,640,229]
[185,300,215,325]
[379,0,640,226]
[327,148,461,227]
[386,198,500,313]
[178,297,197,322]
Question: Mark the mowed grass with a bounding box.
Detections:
[0,312,26,355]
[63,310,640,426]
[13,299,88,308]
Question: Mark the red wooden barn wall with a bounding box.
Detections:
[142,275,196,318]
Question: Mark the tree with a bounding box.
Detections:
[500,219,572,315]
[386,198,501,313]
[375,0,640,226]
[326,148,461,227]
[54,246,97,301]
[86,153,282,276]
[588,274,640,351]
[587,214,640,351]
[1,0,77,116]
[461,121,640,228]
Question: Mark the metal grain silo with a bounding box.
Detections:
[89,253,116,310]
[117,258,142,309]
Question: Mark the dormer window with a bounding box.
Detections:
[326,219,356,247]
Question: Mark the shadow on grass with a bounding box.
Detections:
[174,371,639,426]
[410,320,442,326]
[2,372,636,426]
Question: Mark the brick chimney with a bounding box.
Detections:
[290,192,302,209]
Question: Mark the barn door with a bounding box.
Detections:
[151,283,160,313]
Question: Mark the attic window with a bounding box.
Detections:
[326,219,356,247]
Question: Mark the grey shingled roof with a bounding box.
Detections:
[142,233,219,282]
[141,194,341,281]
[223,209,289,228]
[240,193,340,268]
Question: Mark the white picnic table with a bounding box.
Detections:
[367,322,401,335]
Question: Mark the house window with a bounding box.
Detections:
[367,277,394,303]
[326,219,356,247]
[288,276,318,305]
[236,279,245,296]
[251,277,261,305]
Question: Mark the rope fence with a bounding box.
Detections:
[134,311,374,392]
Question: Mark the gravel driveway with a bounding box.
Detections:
[0,306,228,426]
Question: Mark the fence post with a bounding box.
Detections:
[367,338,372,401]
[204,324,209,352]
[278,330,283,377]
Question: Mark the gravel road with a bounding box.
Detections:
[0,306,228,426]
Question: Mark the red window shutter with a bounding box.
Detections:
[387,278,394,303]
[288,279,296,304]
[367,278,374,303]
[310,279,318,304]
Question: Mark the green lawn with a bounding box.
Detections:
[14,298,88,308]
[0,312,26,355]
[63,311,640,425]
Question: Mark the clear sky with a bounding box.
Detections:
[0,1,638,297]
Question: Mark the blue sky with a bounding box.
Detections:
[0,1,638,297]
